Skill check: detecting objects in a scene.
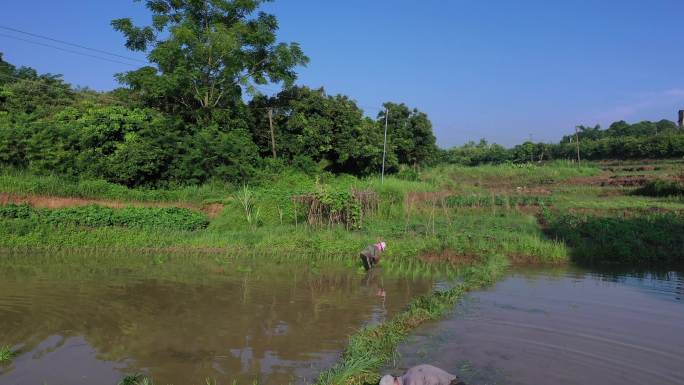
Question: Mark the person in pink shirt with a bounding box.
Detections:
[360,241,386,270]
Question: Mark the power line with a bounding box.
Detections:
[0,33,141,67]
[0,25,148,64]
[0,25,388,114]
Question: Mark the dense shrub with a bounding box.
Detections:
[633,180,684,197]
[546,212,684,264]
[0,204,209,231]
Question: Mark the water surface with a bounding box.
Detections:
[0,253,433,385]
[390,265,684,385]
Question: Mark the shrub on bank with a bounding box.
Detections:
[633,180,684,197]
[546,212,684,264]
[0,204,209,231]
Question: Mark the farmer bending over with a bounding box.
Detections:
[360,241,386,270]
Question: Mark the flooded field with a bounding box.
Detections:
[390,265,684,385]
[0,253,433,385]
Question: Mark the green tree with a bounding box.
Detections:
[0,54,74,124]
[112,0,309,125]
[377,103,437,167]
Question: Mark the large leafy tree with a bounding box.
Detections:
[249,86,391,175]
[112,0,309,125]
[0,53,74,124]
[378,102,437,166]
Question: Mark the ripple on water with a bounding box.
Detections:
[390,267,684,385]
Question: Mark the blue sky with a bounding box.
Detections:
[1,0,683,147]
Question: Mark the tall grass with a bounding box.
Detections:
[0,168,232,203]
[422,161,600,188]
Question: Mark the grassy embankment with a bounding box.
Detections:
[0,164,581,269]
[2,160,684,384]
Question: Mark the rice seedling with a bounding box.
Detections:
[0,345,15,363]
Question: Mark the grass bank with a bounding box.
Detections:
[545,211,684,265]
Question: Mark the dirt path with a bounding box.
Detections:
[0,193,224,218]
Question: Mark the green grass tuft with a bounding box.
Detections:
[0,345,15,363]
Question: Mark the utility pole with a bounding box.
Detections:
[268,108,276,159]
[575,126,581,166]
[381,108,389,184]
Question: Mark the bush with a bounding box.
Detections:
[0,204,209,231]
[633,180,684,197]
[546,212,684,264]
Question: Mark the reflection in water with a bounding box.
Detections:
[390,266,684,385]
[0,255,432,385]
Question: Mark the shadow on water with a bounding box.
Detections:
[545,212,684,265]
[0,252,433,385]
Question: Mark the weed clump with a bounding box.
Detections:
[292,188,378,229]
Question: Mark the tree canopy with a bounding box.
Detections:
[112,0,309,125]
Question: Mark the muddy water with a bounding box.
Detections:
[390,266,684,385]
[0,254,433,385]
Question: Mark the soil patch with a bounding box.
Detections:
[420,250,483,266]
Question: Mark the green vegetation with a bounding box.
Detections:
[0,168,232,204]
[545,212,684,265]
[423,161,599,188]
[2,160,684,385]
[118,374,154,385]
[0,0,438,188]
[0,345,14,363]
[633,180,684,197]
[445,195,553,208]
[1,1,683,383]
[443,122,684,165]
[0,204,209,231]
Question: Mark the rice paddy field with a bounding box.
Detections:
[0,160,683,385]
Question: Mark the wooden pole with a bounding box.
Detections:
[575,126,581,166]
[678,110,684,129]
[268,108,277,159]
[381,108,389,184]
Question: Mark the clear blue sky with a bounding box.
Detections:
[1,0,683,147]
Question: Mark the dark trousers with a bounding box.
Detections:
[360,254,373,270]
